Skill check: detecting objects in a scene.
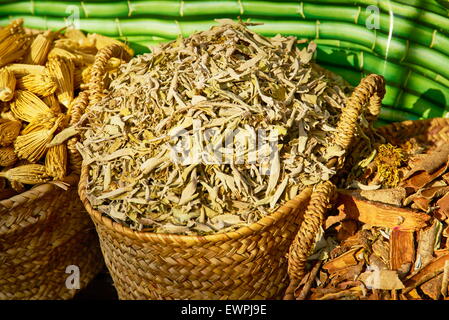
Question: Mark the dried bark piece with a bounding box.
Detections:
[359,269,405,290]
[335,219,358,241]
[325,208,347,230]
[337,193,431,231]
[404,146,449,180]
[442,172,449,185]
[415,220,442,271]
[405,252,449,289]
[420,273,443,300]
[372,238,390,267]
[401,162,449,191]
[436,192,449,221]
[339,188,407,207]
[411,197,431,212]
[328,262,364,284]
[322,247,361,274]
[390,229,415,276]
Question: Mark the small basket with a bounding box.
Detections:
[0,94,104,300]
[77,44,386,300]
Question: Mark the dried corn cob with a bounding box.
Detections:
[42,94,62,113]
[0,33,31,68]
[45,143,67,180]
[0,19,24,43]
[23,30,55,65]
[0,118,21,146]
[10,90,52,123]
[0,163,50,184]
[6,63,45,77]
[46,57,74,108]
[48,46,95,66]
[87,33,134,56]
[14,128,55,163]
[17,72,57,97]
[21,112,62,135]
[54,37,97,55]
[64,29,87,42]
[14,113,63,163]
[0,146,18,167]
[47,47,79,63]
[0,68,16,102]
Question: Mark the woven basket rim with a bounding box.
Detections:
[79,164,314,245]
[0,174,79,213]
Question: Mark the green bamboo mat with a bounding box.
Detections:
[0,0,448,124]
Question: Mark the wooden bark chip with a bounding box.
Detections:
[336,193,431,231]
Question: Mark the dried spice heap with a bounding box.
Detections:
[0,19,132,199]
[299,135,449,300]
[79,20,359,235]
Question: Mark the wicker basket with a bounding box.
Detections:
[377,118,449,145]
[77,44,386,300]
[0,174,104,300]
[0,89,106,300]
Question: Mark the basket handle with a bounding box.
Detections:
[66,44,132,175]
[284,180,336,300]
[284,74,385,300]
[88,44,132,107]
[333,74,385,151]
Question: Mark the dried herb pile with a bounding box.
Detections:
[0,19,132,199]
[299,134,449,300]
[79,20,356,235]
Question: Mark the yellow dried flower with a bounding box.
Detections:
[42,94,62,113]
[0,68,16,102]
[17,71,57,97]
[23,30,55,65]
[46,57,74,108]
[0,19,24,43]
[45,143,67,180]
[374,143,405,188]
[0,146,18,167]
[14,128,54,163]
[0,118,21,146]
[14,113,63,163]
[0,33,31,68]
[21,112,62,135]
[10,90,52,123]
[0,163,50,184]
